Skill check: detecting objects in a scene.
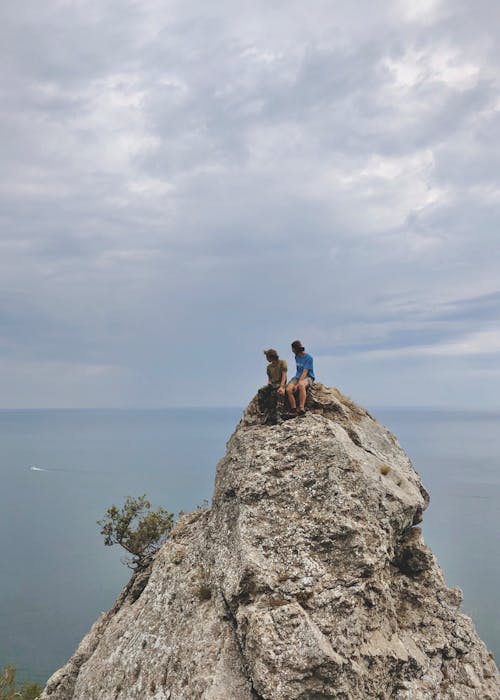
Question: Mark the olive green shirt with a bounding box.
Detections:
[267,359,287,387]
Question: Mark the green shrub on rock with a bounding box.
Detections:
[97,495,174,569]
[0,665,42,700]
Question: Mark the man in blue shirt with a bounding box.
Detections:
[286,340,315,418]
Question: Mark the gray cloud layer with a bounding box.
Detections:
[1,0,499,407]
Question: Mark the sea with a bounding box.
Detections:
[0,406,498,684]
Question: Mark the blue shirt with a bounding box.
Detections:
[294,353,315,380]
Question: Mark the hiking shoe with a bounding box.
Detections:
[285,410,298,419]
[298,409,306,417]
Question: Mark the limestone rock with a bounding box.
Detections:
[40,384,500,699]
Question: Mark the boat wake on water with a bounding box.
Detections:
[29,466,100,473]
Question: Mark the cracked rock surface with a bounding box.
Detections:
[40,384,500,699]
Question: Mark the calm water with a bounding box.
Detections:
[0,407,498,683]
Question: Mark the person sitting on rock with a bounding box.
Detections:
[257,349,288,424]
[286,340,315,418]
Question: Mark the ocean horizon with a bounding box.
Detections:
[1,405,498,684]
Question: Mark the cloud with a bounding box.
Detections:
[349,329,500,361]
[1,0,499,406]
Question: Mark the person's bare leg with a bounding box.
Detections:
[298,381,307,411]
[286,383,297,409]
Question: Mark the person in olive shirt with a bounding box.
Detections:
[258,349,288,424]
[265,349,288,392]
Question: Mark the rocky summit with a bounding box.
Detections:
[40,384,500,699]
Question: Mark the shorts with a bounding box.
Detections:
[288,377,314,387]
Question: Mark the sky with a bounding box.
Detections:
[1,0,500,409]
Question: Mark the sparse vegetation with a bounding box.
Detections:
[0,665,42,700]
[193,564,212,600]
[97,495,174,569]
[379,464,391,475]
[171,548,184,565]
[196,583,212,601]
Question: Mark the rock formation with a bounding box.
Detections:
[40,384,500,699]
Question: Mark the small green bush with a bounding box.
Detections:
[0,665,42,700]
[97,495,174,569]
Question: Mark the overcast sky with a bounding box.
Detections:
[1,0,499,408]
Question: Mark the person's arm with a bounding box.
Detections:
[277,371,287,394]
